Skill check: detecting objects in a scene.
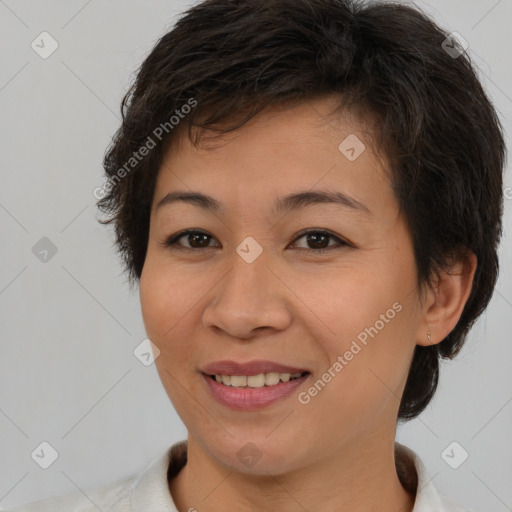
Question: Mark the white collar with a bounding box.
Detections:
[395,443,467,511]
[129,440,186,511]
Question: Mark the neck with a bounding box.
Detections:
[168,433,415,512]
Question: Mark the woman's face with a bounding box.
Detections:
[140,98,425,474]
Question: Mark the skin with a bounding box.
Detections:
[139,95,476,512]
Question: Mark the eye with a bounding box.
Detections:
[162,228,350,253]
[164,229,219,250]
[290,229,349,253]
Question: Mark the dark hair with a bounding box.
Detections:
[97,0,506,420]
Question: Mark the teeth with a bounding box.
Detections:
[231,375,247,387]
[213,372,304,388]
[265,373,281,386]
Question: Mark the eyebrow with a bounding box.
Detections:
[155,189,372,216]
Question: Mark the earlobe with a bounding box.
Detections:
[417,251,477,347]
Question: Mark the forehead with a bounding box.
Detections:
[154,97,393,218]
[172,95,379,153]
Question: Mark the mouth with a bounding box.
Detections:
[201,359,310,377]
[206,371,310,388]
[201,370,311,410]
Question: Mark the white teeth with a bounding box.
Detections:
[230,375,247,387]
[265,372,281,386]
[247,374,265,387]
[213,372,304,388]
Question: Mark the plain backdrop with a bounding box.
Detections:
[0,0,511,510]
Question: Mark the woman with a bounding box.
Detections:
[10,0,506,510]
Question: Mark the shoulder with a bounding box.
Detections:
[6,474,137,512]
[438,494,476,512]
[5,442,186,512]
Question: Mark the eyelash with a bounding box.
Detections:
[162,229,350,254]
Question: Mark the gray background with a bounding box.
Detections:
[0,0,511,510]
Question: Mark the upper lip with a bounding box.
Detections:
[201,360,310,376]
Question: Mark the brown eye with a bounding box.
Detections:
[163,228,349,254]
[291,230,348,253]
[297,232,331,250]
[165,230,218,249]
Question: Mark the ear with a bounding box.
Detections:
[416,251,477,347]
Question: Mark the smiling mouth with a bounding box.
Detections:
[207,371,310,388]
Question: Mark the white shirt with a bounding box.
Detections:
[7,441,473,511]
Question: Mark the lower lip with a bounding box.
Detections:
[202,373,310,411]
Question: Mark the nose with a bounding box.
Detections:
[201,247,292,339]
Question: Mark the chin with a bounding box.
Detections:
[202,434,307,476]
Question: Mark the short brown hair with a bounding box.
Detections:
[98,0,506,420]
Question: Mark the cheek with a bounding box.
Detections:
[139,255,207,359]
[296,263,400,351]
[139,256,183,343]
[139,264,165,339]
[304,261,418,409]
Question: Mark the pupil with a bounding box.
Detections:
[308,233,328,249]
[190,233,209,248]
